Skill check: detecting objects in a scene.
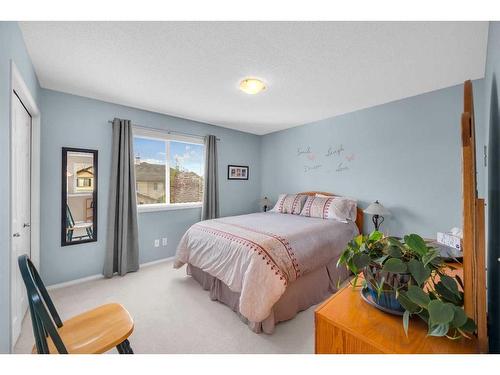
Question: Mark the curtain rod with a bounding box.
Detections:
[107,120,220,141]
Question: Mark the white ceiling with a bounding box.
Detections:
[19,22,489,135]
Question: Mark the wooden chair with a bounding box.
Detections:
[66,204,93,242]
[18,254,134,354]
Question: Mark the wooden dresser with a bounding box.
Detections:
[315,277,478,354]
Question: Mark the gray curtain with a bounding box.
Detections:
[201,135,219,220]
[104,118,140,277]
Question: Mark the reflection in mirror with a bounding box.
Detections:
[61,148,98,246]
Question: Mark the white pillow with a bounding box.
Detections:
[271,194,308,215]
[300,195,357,221]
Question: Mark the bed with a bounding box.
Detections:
[174,191,363,333]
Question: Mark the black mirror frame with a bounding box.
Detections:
[61,147,98,247]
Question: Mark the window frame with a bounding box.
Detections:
[133,127,205,213]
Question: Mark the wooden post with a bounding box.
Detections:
[461,80,488,353]
[461,111,475,319]
[476,199,488,352]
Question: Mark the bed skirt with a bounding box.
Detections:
[187,259,350,334]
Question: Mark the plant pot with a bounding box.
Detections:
[363,283,404,314]
[362,264,410,314]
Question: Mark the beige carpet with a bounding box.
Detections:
[14,260,316,354]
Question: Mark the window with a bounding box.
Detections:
[133,128,205,210]
[74,164,94,193]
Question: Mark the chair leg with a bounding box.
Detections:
[124,339,134,354]
[116,342,125,354]
[116,339,133,354]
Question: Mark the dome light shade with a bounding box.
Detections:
[239,78,266,95]
[363,200,391,216]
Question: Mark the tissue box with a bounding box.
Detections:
[437,232,462,251]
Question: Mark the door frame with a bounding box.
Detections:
[9,60,41,351]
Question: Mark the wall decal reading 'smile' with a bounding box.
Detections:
[298,143,354,174]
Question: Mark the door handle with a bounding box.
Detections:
[13,233,20,237]
[23,223,31,228]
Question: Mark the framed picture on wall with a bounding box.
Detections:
[227,165,249,180]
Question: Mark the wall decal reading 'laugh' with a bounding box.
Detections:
[297,144,355,173]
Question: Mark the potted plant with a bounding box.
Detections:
[337,231,476,339]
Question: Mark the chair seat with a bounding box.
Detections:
[33,303,134,354]
[69,222,93,229]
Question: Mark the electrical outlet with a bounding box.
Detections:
[162,237,168,246]
[154,239,160,247]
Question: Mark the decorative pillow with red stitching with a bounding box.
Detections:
[300,196,357,221]
[270,194,308,215]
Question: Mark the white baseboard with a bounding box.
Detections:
[47,256,175,291]
[47,273,104,291]
[140,256,175,269]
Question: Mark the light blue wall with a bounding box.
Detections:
[261,81,486,237]
[0,22,41,353]
[39,89,262,285]
[1,20,495,354]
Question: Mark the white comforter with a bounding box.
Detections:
[174,212,357,322]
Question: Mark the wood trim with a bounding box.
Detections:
[297,191,363,233]
[461,80,488,352]
[461,111,475,320]
[476,198,488,352]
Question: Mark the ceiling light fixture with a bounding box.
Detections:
[239,78,266,95]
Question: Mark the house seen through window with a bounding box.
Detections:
[133,130,205,206]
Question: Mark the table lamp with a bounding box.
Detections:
[363,200,390,231]
[260,197,271,212]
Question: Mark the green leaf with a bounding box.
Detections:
[369,231,383,242]
[434,281,461,305]
[354,235,363,247]
[429,255,444,267]
[387,237,405,249]
[451,306,468,328]
[397,291,420,313]
[387,246,403,258]
[428,323,449,337]
[382,258,407,273]
[417,309,430,324]
[336,251,347,267]
[352,252,370,270]
[404,234,428,256]
[427,300,455,324]
[406,285,431,308]
[440,274,461,298]
[407,259,431,286]
[421,249,439,267]
[403,310,410,337]
[455,275,464,290]
[372,255,389,265]
[460,318,477,333]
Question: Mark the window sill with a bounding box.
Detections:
[137,202,202,213]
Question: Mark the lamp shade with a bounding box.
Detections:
[260,197,271,207]
[363,200,390,216]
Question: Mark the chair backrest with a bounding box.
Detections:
[18,255,68,354]
[66,204,75,228]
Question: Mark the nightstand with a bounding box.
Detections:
[314,264,478,354]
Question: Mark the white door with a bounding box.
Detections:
[11,92,32,346]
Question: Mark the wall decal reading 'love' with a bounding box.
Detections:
[297,144,355,173]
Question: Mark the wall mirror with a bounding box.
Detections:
[61,147,98,246]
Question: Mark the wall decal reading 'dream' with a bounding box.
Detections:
[298,144,355,173]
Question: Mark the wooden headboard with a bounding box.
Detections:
[298,191,363,233]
